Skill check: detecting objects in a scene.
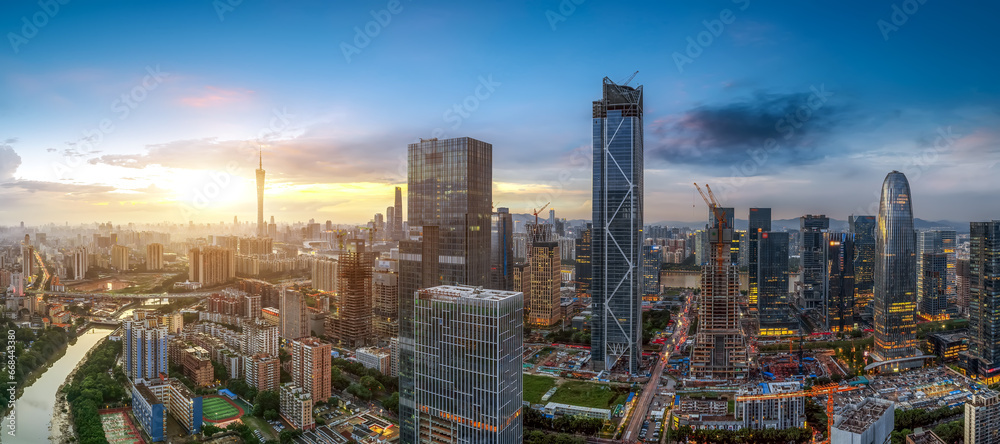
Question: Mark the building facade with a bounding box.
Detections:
[826,232,855,332]
[591,76,644,373]
[526,223,561,328]
[966,389,1000,444]
[799,215,830,311]
[291,336,332,403]
[758,231,793,335]
[328,239,373,348]
[124,311,169,380]
[849,215,877,316]
[147,243,163,270]
[964,221,1000,381]
[373,258,399,339]
[413,286,522,444]
[491,207,514,291]
[575,223,592,297]
[690,219,747,379]
[748,208,772,311]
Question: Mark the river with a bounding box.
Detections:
[2,327,112,443]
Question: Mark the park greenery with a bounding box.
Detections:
[64,339,126,444]
[0,321,72,390]
[524,408,604,437]
[669,425,812,443]
[642,309,671,344]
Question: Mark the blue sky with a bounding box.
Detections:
[1,0,998,225]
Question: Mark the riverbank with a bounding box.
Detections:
[0,328,77,419]
[49,333,112,443]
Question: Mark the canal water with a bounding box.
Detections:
[2,327,112,443]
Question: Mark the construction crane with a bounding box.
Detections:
[735,383,863,444]
[620,70,638,86]
[694,183,728,272]
[532,202,550,225]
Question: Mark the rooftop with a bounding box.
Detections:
[834,398,893,434]
[418,285,521,302]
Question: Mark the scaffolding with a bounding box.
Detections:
[327,239,373,348]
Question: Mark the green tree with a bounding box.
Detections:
[253,390,280,417]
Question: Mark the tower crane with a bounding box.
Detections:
[735,383,863,444]
[531,202,550,225]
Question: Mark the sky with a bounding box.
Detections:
[1,0,998,226]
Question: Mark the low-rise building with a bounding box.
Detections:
[131,378,204,441]
[542,402,611,420]
[262,307,279,325]
[907,429,946,444]
[831,398,894,444]
[735,381,806,430]
[356,347,392,375]
[924,330,968,362]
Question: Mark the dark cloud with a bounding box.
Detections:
[648,89,850,173]
[0,142,21,182]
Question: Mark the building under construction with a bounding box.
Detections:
[326,239,373,348]
[830,398,894,444]
[689,184,748,380]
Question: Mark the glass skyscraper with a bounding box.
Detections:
[413,286,523,444]
[849,215,876,317]
[591,77,643,373]
[964,221,1000,382]
[758,231,793,335]
[575,224,592,297]
[917,229,957,314]
[398,137,493,442]
[919,252,948,317]
[872,171,920,367]
[748,208,772,312]
[642,245,663,299]
[490,207,514,291]
[799,215,830,313]
[825,232,855,333]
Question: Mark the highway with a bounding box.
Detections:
[621,291,693,443]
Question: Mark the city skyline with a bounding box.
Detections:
[2,1,1000,225]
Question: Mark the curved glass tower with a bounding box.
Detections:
[873,171,919,363]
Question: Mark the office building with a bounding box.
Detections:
[575,223,592,297]
[966,389,1000,444]
[735,381,805,430]
[849,215,877,316]
[758,232,794,335]
[799,215,830,311]
[279,288,307,340]
[189,246,236,287]
[257,148,266,237]
[748,208,772,311]
[964,221,1000,382]
[920,252,949,317]
[526,223,561,328]
[393,186,403,241]
[918,230,957,308]
[328,239,373,348]
[957,258,971,315]
[71,247,88,280]
[491,207,514,291]
[373,258,399,339]
[413,286,522,444]
[591,76,644,373]
[291,336,332,403]
[398,136,493,443]
[831,398,894,444]
[146,243,164,270]
[872,171,921,370]
[826,232,855,333]
[311,257,337,293]
[124,311,169,380]
[690,210,747,379]
[112,244,130,271]
[20,236,33,278]
[245,353,281,392]
[280,383,315,431]
[924,331,968,362]
[641,245,662,300]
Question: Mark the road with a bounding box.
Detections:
[621,292,693,443]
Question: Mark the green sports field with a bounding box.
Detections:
[202,396,242,422]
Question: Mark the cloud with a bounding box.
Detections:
[0,142,21,182]
[0,180,115,195]
[179,86,255,108]
[648,89,849,173]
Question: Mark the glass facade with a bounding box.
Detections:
[399,137,493,443]
[413,286,523,444]
[873,171,918,362]
[642,245,663,298]
[591,77,643,373]
[757,231,790,328]
[825,232,855,333]
[799,215,830,312]
[849,215,876,316]
[748,208,772,311]
[965,221,1000,380]
[917,230,957,312]
[919,252,948,316]
[490,207,514,291]
[575,224,592,297]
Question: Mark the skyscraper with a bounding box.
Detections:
[491,207,514,291]
[690,206,747,379]
[849,215,876,316]
[280,288,307,340]
[252,148,265,237]
[525,223,561,328]
[327,239,373,348]
[591,76,643,373]
[872,171,920,370]
[757,231,793,335]
[398,137,493,442]
[641,245,662,299]
[964,221,1000,382]
[147,243,163,271]
[393,186,403,240]
[799,215,830,312]
[124,311,169,380]
[290,336,332,404]
[917,230,957,314]
[373,258,399,339]
[919,252,948,317]
[748,208,772,312]
[825,232,855,333]
[413,285,522,444]
[575,224,592,298]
